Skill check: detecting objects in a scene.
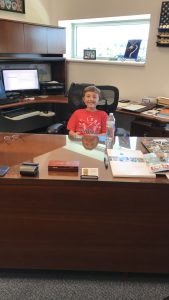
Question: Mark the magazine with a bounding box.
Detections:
[107,149,155,178]
[142,138,169,153]
[157,108,169,119]
[144,152,169,173]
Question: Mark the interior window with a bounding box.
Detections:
[59,14,150,63]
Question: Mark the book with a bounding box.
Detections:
[48,160,79,172]
[158,108,169,119]
[144,152,169,174]
[142,138,169,153]
[107,149,155,178]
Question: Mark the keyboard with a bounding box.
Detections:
[0,98,20,105]
[4,109,41,120]
[10,111,41,120]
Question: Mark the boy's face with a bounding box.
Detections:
[83,91,99,110]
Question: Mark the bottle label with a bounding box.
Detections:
[106,120,115,149]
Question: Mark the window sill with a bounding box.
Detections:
[66,58,145,66]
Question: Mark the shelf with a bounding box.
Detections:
[157,34,169,38]
[156,42,169,47]
[0,55,65,63]
[158,27,169,32]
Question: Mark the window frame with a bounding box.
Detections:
[59,14,151,64]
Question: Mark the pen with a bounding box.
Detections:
[104,157,108,169]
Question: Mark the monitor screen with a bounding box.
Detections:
[2,69,40,94]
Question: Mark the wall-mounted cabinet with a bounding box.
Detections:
[0,18,67,93]
[0,20,25,53]
[24,24,48,54]
[47,27,66,54]
[0,18,66,55]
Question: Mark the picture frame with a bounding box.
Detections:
[124,39,142,60]
[83,49,96,60]
[0,0,25,14]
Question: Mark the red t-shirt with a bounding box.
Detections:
[67,109,108,135]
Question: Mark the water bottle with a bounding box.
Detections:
[106,113,115,148]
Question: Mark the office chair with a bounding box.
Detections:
[67,83,119,115]
[47,82,127,136]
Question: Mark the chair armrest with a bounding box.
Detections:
[47,123,65,134]
[115,127,129,136]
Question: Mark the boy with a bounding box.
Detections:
[67,85,107,136]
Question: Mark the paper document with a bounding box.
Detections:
[121,104,147,111]
[107,149,155,178]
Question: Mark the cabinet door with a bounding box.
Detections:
[0,20,24,53]
[24,24,47,54]
[47,28,66,54]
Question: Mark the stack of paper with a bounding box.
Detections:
[157,97,169,106]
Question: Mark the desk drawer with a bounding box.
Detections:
[130,119,169,137]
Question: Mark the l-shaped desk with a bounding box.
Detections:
[0,133,169,273]
[0,95,69,132]
[0,95,169,136]
[115,105,169,137]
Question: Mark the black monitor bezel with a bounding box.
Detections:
[1,68,40,95]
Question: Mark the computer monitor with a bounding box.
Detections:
[1,69,40,97]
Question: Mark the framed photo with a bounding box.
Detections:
[83,49,96,60]
[0,0,25,14]
[124,39,142,60]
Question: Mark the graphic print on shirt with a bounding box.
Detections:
[79,114,101,134]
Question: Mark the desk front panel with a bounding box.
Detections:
[0,133,169,272]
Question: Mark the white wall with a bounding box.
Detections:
[51,0,169,101]
[0,0,53,25]
[0,0,168,101]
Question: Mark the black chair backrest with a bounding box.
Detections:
[67,82,119,115]
[68,82,93,114]
[97,85,119,114]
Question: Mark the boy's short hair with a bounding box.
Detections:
[83,85,101,97]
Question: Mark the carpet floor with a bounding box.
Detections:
[0,270,168,300]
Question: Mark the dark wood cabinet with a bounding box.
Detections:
[47,27,66,54]
[24,24,48,54]
[0,18,66,55]
[0,20,25,53]
[0,19,67,133]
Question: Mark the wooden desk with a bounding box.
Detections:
[0,133,169,273]
[0,95,68,133]
[116,108,169,137]
[0,95,68,110]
